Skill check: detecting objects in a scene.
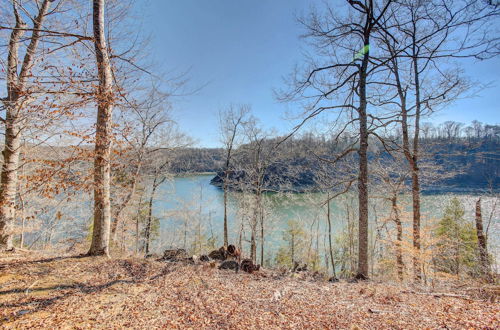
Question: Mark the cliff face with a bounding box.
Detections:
[210,162,320,193]
[429,139,500,190]
[210,137,500,193]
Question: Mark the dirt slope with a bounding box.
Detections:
[1,251,498,329]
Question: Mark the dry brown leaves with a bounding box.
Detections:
[1,251,498,329]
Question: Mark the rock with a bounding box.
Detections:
[241,259,260,273]
[219,260,239,273]
[208,246,227,261]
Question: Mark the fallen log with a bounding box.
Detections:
[208,246,227,261]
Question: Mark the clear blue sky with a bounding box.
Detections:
[140,0,500,147]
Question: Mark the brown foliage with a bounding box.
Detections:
[0,251,498,328]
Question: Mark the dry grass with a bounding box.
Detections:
[1,250,498,329]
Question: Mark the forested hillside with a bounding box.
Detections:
[211,122,500,193]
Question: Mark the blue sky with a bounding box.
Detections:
[140,0,500,147]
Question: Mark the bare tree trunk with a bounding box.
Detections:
[111,163,142,242]
[88,0,114,257]
[238,221,243,251]
[134,191,143,254]
[258,191,264,266]
[135,214,139,254]
[474,198,490,279]
[250,230,256,263]
[260,207,264,266]
[411,43,422,281]
[387,38,415,282]
[144,176,159,255]
[396,41,422,281]
[250,193,258,263]
[0,1,51,250]
[357,33,370,278]
[391,196,404,281]
[223,182,228,247]
[17,191,25,249]
[327,193,336,278]
[0,122,22,250]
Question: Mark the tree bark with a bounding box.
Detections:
[88,0,114,257]
[391,196,404,281]
[390,30,422,281]
[410,31,422,281]
[356,33,370,278]
[223,181,229,247]
[250,230,256,263]
[144,178,158,255]
[327,193,336,278]
[0,115,22,250]
[0,1,51,250]
[260,202,264,266]
[474,198,490,278]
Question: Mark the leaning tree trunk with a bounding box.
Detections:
[474,198,490,279]
[0,1,51,250]
[88,0,114,257]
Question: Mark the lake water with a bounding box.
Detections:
[149,174,499,266]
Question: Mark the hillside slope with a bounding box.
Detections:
[1,251,498,329]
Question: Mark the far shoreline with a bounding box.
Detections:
[173,172,499,196]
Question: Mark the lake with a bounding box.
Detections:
[148,174,499,267]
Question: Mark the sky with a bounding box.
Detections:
[140,0,500,147]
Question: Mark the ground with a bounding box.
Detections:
[1,251,498,329]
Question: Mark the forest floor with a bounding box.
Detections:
[1,250,498,329]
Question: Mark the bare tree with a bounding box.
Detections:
[218,104,249,248]
[371,153,410,281]
[141,124,191,254]
[278,0,395,278]
[87,0,114,256]
[474,198,490,279]
[0,0,70,250]
[110,86,173,243]
[377,0,499,280]
[143,159,168,255]
[0,0,83,249]
[228,116,279,264]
